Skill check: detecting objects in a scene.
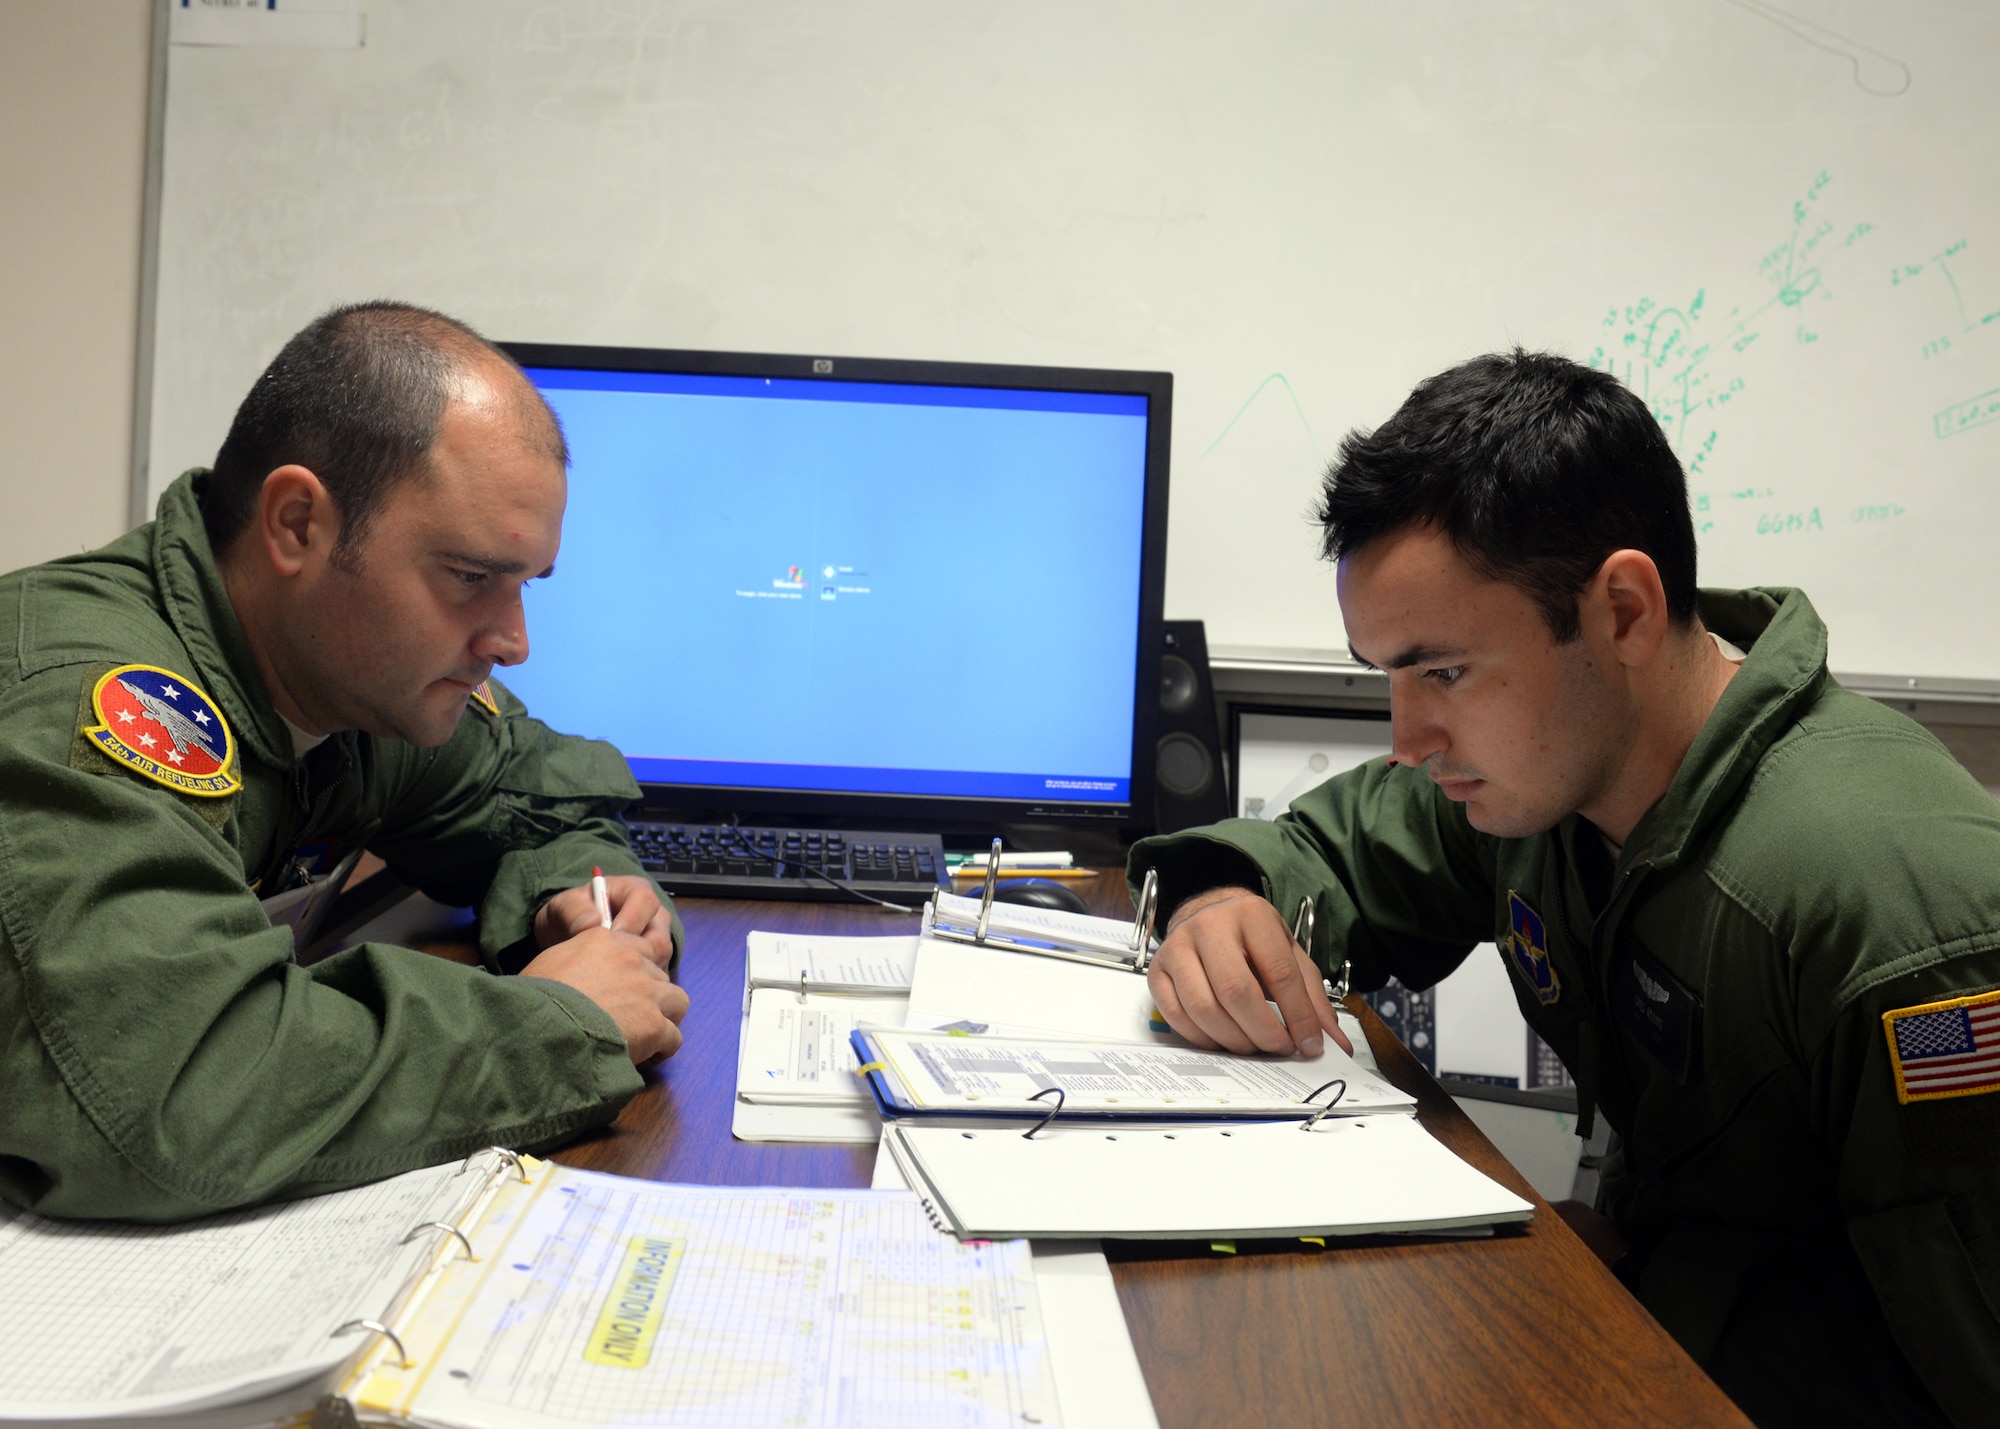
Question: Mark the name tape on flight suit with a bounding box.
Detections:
[81,664,241,797]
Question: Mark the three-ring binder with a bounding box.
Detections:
[924,838,1160,970]
[324,1146,524,1386]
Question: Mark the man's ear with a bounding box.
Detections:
[254,465,339,577]
[1591,548,1672,668]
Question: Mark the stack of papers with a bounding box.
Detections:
[744,930,920,994]
[0,1155,1069,1428]
[732,932,919,1143]
[853,1026,1415,1121]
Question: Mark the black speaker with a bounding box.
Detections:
[1153,620,1232,834]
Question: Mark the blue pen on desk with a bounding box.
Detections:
[592,866,613,929]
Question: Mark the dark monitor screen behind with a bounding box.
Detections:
[499,343,1172,834]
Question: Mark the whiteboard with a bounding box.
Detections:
[148,0,2000,685]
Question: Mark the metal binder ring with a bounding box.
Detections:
[401,1220,476,1262]
[1022,1086,1066,1140]
[1131,868,1160,958]
[975,837,1003,941]
[332,1317,411,1369]
[1291,896,1315,956]
[1299,1078,1348,1132]
[459,1146,528,1182]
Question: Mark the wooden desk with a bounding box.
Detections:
[548,872,1749,1429]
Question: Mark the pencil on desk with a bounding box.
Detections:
[949,866,1097,880]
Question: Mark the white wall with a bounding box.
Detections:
[0,0,154,573]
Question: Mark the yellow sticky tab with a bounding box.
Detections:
[584,1236,683,1368]
[856,1061,886,1076]
[1209,1240,1237,1255]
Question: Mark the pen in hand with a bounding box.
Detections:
[591,866,613,929]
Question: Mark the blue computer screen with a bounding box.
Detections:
[499,367,1151,805]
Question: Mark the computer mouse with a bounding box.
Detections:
[989,879,1091,915]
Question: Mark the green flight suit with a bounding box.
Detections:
[1131,588,2000,1429]
[0,472,675,1223]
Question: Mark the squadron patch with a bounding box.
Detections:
[1505,890,1562,1006]
[81,663,240,797]
[469,680,501,717]
[1883,988,2000,1104]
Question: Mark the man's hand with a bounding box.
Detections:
[1147,886,1351,1058]
[520,927,690,1065]
[535,874,675,970]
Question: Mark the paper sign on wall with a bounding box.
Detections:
[170,0,360,50]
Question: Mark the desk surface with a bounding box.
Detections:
[547,872,1750,1429]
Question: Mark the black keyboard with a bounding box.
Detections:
[626,820,945,902]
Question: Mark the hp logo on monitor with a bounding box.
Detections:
[813,359,834,373]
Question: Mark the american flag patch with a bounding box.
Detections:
[1883,989,2000,1104]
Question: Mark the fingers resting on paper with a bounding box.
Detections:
[1146,886,1352,1059]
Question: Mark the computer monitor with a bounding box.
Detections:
[498,343,1172,832]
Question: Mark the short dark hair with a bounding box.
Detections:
[201,301,566,560]
[1315,349,1697,642]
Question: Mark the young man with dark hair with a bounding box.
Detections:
[0,302,689,1223]
[1132,350,2000,1427]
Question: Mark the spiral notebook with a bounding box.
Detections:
[0,1152,1060,1429]
[884,1115,1535,1242]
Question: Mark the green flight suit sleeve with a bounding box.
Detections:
[1128,757,1497,991]
[362,675,683,973]
[1820,956,2000,1426]
[1686,724,2000,1428]
[0,665,645,1222]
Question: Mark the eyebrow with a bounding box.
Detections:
[1348,642,1463,671]
[435,551,556,579]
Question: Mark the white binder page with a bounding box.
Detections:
[908,928,1376,1064]
[730,1098,883,1145]
[907,937,1390,1087]
[379,1173,1060,1429]
[0,1160,474,1421]
[737,989,907,1105]
[890,1116,1535,1241]
[744,931,920,993]
[868,1148,1159,1429]
[862,1028,1413,1117]
[908,936,1169,1042]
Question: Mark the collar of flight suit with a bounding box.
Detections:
[147,469,298,777]
[1612,586,1832,880]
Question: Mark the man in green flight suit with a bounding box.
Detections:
[1132,351,2000,1428]
[0,302,689,1224]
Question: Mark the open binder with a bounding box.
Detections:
[851,1026,1416,1123]
[923,884,1158,968]
[884,1115,1535,1243]
[927,845,1353,1004]
[0,1151,1059,1429]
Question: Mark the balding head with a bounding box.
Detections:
[202,301,566,564]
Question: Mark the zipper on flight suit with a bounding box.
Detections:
[1548,835,1655,1142]
[259,742,355,896]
